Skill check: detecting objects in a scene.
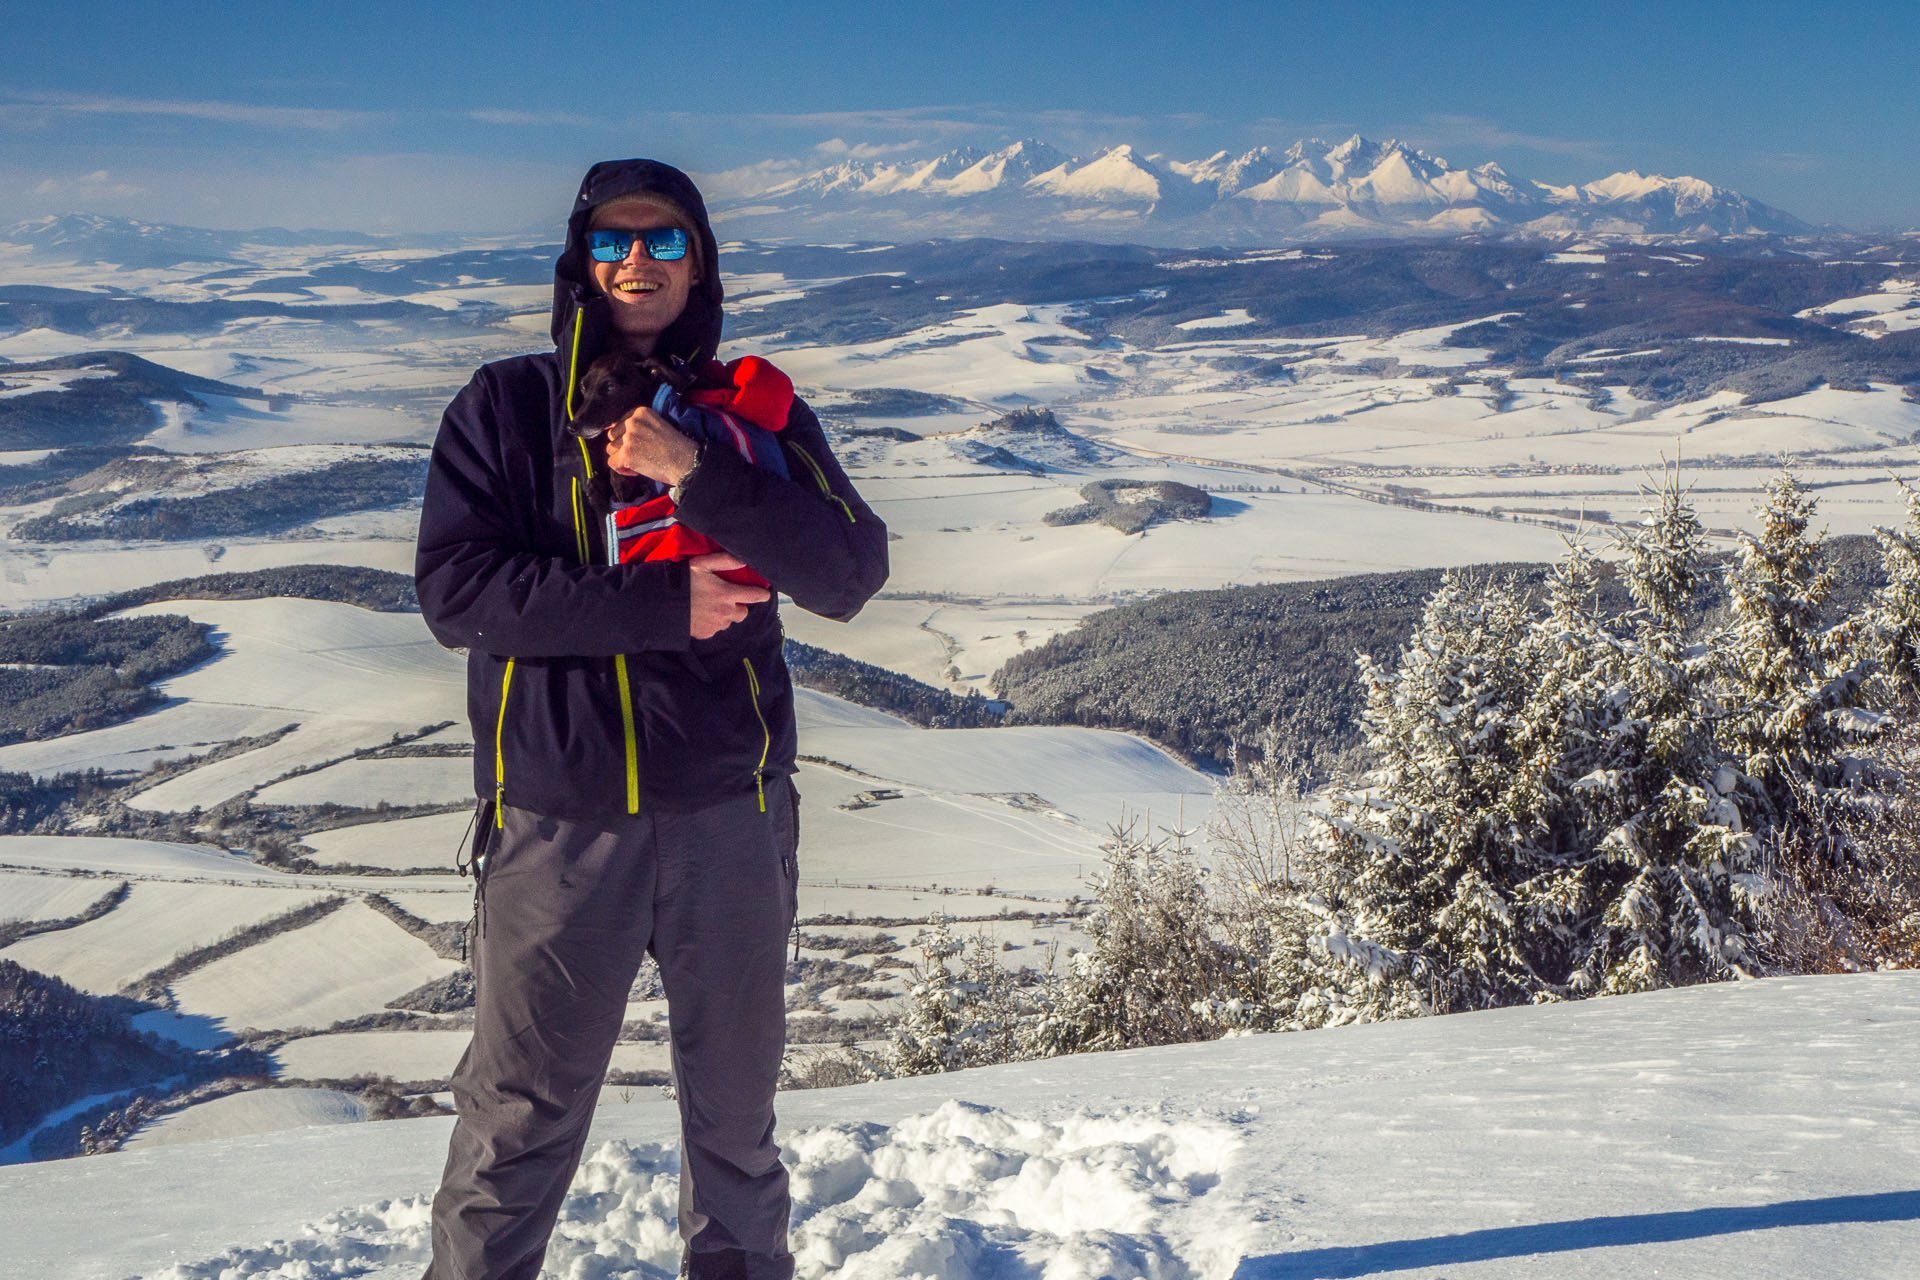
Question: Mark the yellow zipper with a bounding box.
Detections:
[742,657,771,812]
[492,658,516,827]
[612,654,640,814]
[564,309,585,423]
[571,477,592,564]
[561,305,639,817]
[785,440,855,523]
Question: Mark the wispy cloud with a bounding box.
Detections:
[814,138,925,159]
[710,106,987,138]
[30,169,145,201]
[1747,150,1827,176]
[0,89,379,131]
[467,108,603,129]
[1410,115,1615,165]
[692,158,818,201]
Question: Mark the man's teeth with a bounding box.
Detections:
[616,281,660,293]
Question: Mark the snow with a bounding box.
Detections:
[9,233,1920,1270]
[0,834,287,882]
[93,598,467,812]
[0,702,308,780]
[1795,279,1920,338]
[0,872,122,923]
[798,724,1208,837]
[123,1089,369,1152]
[0,538,415,615]
[3,972,1915,1279]
[0,367,117,398]
[275,1032,470,1084]
[1027,147,1165,202]
[301,812,474,871]
[168,900,460,1035]
[771,302,1095,406]
[1,880,327,995]
[1175,310,1257,331]
[252,755,471,808]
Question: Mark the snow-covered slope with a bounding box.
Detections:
[3,971,1914,1279]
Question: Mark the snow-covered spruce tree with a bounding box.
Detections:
[1488,538,1644,994]
[886,914,1036,1075]
[1570,466,1765,993]
[887,914,972,1076]
[1296,573,1558,1015]
[1866,477,1920,701]
[1717,467,1877,810]
[1730,472,1920,971]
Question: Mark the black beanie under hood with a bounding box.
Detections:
[551,159,725,369]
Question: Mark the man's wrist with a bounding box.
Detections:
[669,441,704,503]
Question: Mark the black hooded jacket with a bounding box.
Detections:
[415,159,889,820]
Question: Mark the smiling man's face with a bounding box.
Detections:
[588,198,700,355]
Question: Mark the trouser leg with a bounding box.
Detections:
[653,777,799,1279]
[425,807,656,1280]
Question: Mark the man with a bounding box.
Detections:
[415,158,888,1280]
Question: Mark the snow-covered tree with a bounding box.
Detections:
[1718,467,1874,804]
[1566,467,1765,993]
[1301,573,1552,1014]
[1035,819,1273,1053]
[887,914,975,1076]
[888,914,1041,1075]
[1866,477,1920,700]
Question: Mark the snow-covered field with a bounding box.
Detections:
[3,880,327,995]
[4,238,1916,688]
[2,972,1914,1279]
[4,229,1920,1272]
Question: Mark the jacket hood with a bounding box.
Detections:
[551,159,725,369]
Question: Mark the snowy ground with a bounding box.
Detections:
[2,971,1914,1279]
[4,232,1920,1260]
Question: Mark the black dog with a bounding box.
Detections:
[568,352,698,440]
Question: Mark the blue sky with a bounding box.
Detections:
[1,0,1912,234]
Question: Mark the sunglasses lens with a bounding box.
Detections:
[587,229,633,262]
[587,226,689,262]
[643,228,689,261]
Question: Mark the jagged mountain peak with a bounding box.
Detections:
[718,134,1812,243]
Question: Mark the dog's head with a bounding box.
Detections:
[568,353,663,440]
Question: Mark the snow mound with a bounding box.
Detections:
[141,1101,1238,1280]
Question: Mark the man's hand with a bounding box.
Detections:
[605,406,699,485]
[689,552,769,639]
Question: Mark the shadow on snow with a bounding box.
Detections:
[1231,1189,1920,1278]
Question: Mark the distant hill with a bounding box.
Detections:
[723,240,1920,410]
[0,959,195,1148]
[0,352,263,451]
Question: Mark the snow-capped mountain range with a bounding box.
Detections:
[719,135,1808,244]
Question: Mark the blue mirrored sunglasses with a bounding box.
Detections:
[586,226,690,263]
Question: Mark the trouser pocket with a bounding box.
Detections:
[779,777,800,922]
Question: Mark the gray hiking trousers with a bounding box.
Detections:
[423,779,800,1280]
